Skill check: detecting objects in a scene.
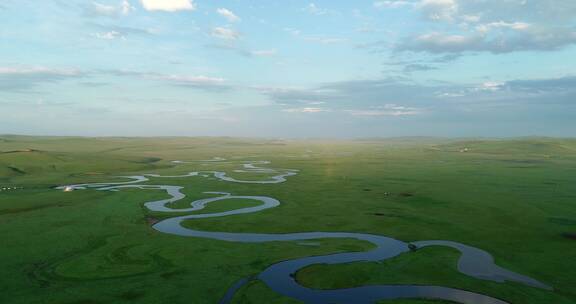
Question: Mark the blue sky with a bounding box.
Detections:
[1,0,575,137]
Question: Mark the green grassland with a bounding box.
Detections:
[1,135,575,304]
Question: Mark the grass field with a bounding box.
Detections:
[1,135,575,304]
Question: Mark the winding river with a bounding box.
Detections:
[57,159,551,304]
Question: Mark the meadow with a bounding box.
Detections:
[0,135,575,304]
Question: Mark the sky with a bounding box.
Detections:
[1,0,575,138]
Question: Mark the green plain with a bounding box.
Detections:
[1,135,575,304]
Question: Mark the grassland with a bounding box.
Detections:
[0,135,575,304]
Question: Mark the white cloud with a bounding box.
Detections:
[88,1,134,17]
[437,92,465,98]
[407,32,481,52]
[108,69,228,91]
[210,27,240,40]
[475,81,505,92]
[304,36,347,44]
[121,0,135,14]
[216,8,240,22]
[460,14,481,23]
[140,0,195,12]
[89,25,152,41]
[206,44,277,58]
[92,2,117,16]
[284,28,301,36]
[475,21,530,34]
[0,66,85,91]
[436,81,506,98]
[283,107,329,113]
[303,3,329,15]
[374,1,414,9]
[346,104,422,117]
[394,0,576,54]
[346,109,421,116]
[249,49,277,57]
[401,26,576,53]
[417,0,458,21]
[93,31,124,40]
[284,29,346,44]
[381,104,420,111]
[153,74,225,86]
[0,66,81,76]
